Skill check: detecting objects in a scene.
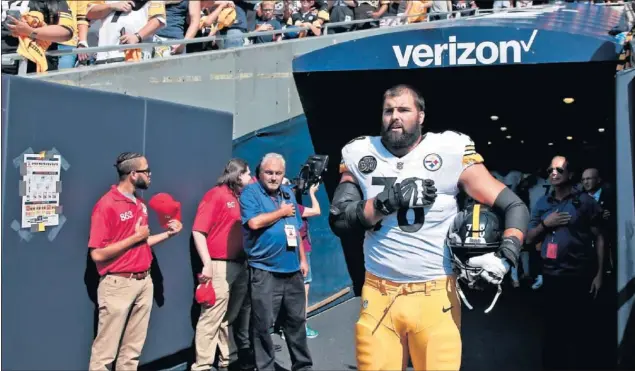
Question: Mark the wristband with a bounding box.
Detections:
[135,32,143,43]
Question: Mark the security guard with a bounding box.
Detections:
[525,155,605,370]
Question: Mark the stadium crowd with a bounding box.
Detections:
[0,0,626,74]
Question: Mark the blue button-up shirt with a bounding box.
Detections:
[239,182,303,273]
[528,191,602,277]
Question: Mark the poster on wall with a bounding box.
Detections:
[20,153,62,229]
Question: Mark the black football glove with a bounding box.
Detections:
[374,178,437,215]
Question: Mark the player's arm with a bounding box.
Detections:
[329,170,386,237]
[459,163,530,267]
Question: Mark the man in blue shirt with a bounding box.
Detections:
[526,155,605,371]
[240,153,312,371]
[251,0,282,44]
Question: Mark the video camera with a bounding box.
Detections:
[290,155,329,194]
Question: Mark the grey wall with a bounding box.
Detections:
[1,75,234,370]
[29,23,425,140]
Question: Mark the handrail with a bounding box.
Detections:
[0,4,579,71]
[1,25,312,64]
[322,8,481,34]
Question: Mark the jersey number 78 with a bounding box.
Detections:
[372,177,425,233]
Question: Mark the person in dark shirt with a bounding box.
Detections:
[2,0,73,75]
[286,0,328,38]
[526,155,605,371]
[154,0,201,56]
[251,0,282,44]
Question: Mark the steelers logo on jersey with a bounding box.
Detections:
[424,153,443,172]
[358,155,377,174]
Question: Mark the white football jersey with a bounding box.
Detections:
[528,176,550,212]
[340,131,484,283]
[90,0,166,62]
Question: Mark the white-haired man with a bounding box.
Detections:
[239,153,312,371]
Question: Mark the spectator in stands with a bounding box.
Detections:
[516,0,534,7]
[452,0,477,17]
[252,0,283,44]
[153,0,201,58]
[404,0,431,24]
[217,0,254,49]
[2,0,73,75]
[286,0,329,38]
[325,0,356,34]
[353,0,389,30]
[429,0,453,20]
[87,152,183,371]
[493,0,512,10]
[57,1,90,69]
[191,158,253,371]
[240,153,312,371]
[383,0,404,16]
[196,1,236,52]
[87,0,166,64]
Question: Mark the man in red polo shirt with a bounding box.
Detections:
[191,158,254,371]
[87,152,183,371]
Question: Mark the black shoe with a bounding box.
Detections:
[237,348,255,371]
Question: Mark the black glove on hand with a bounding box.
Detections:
[374,178,437,215]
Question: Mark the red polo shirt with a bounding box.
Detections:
[192,184,243,260]
[88,185,153,276]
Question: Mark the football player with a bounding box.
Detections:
[329,84,529,371]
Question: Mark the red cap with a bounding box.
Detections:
[148,193,182,229]
[195,274,216,307]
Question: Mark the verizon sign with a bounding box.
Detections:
[393,29,538,67]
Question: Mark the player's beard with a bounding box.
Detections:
[381,122,421,150]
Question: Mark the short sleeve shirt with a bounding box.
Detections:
[88,185,152,276]
[240,182,303,273]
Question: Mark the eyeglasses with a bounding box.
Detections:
[134,168,151,175]
[547,167,564,174]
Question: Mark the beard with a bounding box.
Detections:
[381,122,421,150]
[134,177,149,190]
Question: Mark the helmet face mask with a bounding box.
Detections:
[447,203,505,313]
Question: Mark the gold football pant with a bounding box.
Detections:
[356,272,462,371]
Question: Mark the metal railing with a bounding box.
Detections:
[0,4,569,75]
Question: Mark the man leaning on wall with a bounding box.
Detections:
[87,152,183,371]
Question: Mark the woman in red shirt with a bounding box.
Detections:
[191,158,254,371]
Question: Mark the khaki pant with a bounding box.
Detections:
[89,274,154,371]
[192,260,249,371]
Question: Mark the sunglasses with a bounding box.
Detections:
[547,167,564,174]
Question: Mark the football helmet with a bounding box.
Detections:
[446,203,504,313]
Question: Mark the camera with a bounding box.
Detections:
[290,155,329,194]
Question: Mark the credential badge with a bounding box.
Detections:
[424,153,442,172]
[358,155,377,174]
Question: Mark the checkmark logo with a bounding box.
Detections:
[442,306,453,313]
